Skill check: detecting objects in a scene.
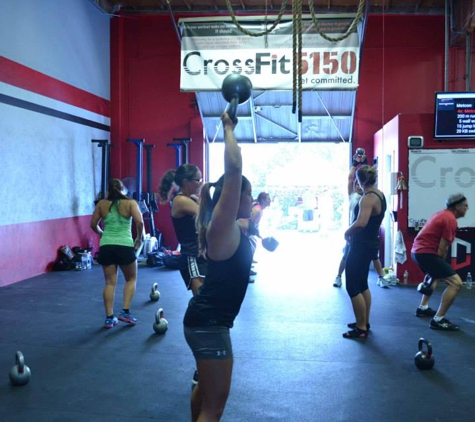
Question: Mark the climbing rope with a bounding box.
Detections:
[223,0,366,122]
[224,0,287,37]
[308,0,366,43]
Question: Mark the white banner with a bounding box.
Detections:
[408,149,475,228]
[179,16,360,92]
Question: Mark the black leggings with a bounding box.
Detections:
[345,243,377,298]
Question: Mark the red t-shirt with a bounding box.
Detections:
[411,209,457,254]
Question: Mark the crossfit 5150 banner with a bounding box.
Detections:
[179,16,361,92]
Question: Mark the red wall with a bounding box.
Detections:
[0,217,96,286]
[110,13,474,250]
[380,114,475,283]
[111,15,204,248]
[355,15,447,157]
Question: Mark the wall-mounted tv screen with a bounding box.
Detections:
[434,92,475,139]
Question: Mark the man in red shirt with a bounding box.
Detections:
[411,193,468,331]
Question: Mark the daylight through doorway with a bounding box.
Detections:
[207,143,350,253]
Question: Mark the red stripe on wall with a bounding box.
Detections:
[0,216,100,287]
[0,56,110,117]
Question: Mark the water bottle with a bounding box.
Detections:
[403,270,409,285]
[467,272,472,290]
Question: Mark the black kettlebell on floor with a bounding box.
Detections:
[221,74,252,121]
[414,338,435,370]
[417,274,434,296]
[9,351,31,386]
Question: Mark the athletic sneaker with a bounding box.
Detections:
[415,307,437,317]
[118,310,137,325]
[104,316,118,329]
[333,275,342,287]
[430,317,460,331]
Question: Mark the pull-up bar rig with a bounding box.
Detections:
[127,139,161,243]
[167,138,191,167]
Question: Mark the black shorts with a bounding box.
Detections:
[184,325,233,360]
[342,243,378,262]
[179,255,207,290]
[345,244,377,298]
[97,245,136,266]
[411,252,456,279]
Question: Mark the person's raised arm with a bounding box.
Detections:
[206,113,243,260]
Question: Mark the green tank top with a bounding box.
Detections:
[100,201,134,247]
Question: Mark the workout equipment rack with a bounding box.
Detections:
[167,138,191,168]
[127,139,161,246]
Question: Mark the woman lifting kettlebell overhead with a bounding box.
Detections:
[183,112,254,422]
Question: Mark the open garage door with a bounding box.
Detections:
[208,141,350,239]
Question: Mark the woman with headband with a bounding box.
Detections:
[412,193,468,331]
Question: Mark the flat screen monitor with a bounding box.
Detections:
[434,91,475,139]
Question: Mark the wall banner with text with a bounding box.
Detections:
[179,16,361,92]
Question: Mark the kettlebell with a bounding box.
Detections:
[414,338,435,370]
[262,236,279,252]
[417,274,434,296]
[153,308,168,334]
[9,351,31,386]
[221,74,253,121]
[149,282,161,301]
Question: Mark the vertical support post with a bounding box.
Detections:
[167,138,191,167]
[444,0,450,92]
[144,144,159,240]
[466,31,472,92]
[127,139,145,203]
[144,144,155,194]
[92,139,110,201]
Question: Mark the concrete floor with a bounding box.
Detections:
[1,230,475,421]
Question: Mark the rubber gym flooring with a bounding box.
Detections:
[1,231,475,422]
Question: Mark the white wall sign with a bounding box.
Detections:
[408,149,475,228]
[179,16,360,92]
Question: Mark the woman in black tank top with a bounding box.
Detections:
[343,165,387,339]
[158,164,205,295]
[184,112,253,421]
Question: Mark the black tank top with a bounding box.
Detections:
[171,194,198,256]
[183,231,253,328]
[352,191,386,249]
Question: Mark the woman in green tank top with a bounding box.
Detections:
[90,179,144,329]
